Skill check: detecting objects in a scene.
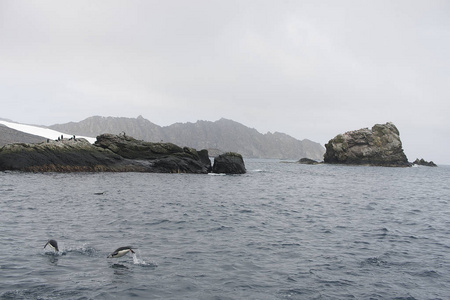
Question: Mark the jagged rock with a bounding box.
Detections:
[413,158,437,167]
[324,122,410,167]
[298,158,321,165]
[0,134,214,173]
[212,152,246,174]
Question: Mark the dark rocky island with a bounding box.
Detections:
[0,133,245,174]
[323,122,411,167]
[412,158,437,167]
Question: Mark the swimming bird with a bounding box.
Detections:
[107,246,135,258]
[44,239,59,252]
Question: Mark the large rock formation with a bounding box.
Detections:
[212,152,246,174]
[323,122,410,167]
[0,134,218,173]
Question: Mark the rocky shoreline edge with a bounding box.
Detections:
[0,133,246,174]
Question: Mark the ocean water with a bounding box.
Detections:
[1,160,449,300]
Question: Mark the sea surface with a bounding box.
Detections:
[1,160,449,299]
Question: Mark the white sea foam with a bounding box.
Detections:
[208,173,226,176]
[131,251,157,267]
[0,120,96,143]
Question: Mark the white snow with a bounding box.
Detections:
[0,120,96,144]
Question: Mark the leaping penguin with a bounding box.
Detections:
[107,246,135,258]
[44,239,59,252]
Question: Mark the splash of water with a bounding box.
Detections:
[131,252,141,264]
[131,250,157,267]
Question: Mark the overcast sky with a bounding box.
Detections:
[1,0,449,163]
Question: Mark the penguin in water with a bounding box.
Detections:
[44,239,59,252]
[107,246,135,258]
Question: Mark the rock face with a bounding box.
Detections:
[0,138,122,172]
[212,152,246,174]
[94,134,212,173]
[0,134,215,173]
[323,122,410,167]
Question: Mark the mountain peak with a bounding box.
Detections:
[48,116,325,159]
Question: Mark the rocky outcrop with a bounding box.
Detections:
[0,138,124,172]
[298,158,321,165]
[413,158,437,167]
[212,152,246,174]
[323,122,410,167]
[0,134,215,173]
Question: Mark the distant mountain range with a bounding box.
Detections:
[48,116,325,160]
[0,116,325,160]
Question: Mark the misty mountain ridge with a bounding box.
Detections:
[49,116,325,160]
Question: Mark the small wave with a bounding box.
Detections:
[57,244,99,256]
[1,286,78,300]
[144,219,171,226]
[361,257,388,267]
[408,270,440,278]
[278,288,316,298]
[281,243,301,248]
[197,225,233,232]
[317,278,354,286]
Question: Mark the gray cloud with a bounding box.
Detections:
[1,0,449,163]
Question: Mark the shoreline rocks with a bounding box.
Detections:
[0,134,245,174]
[323,122,411,167]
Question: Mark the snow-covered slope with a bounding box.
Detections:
[0,120,96,143]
